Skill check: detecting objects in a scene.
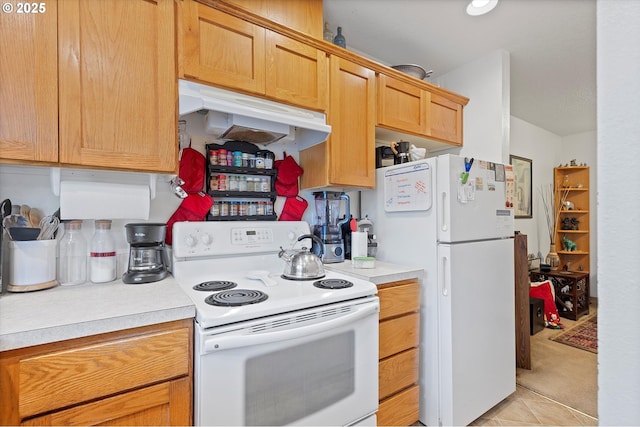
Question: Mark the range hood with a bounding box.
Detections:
[178,79,331,149]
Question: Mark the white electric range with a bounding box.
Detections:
[171,221,379,426]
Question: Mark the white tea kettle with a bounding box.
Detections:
[279,234,325,280]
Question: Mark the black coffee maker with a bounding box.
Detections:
[391,140,410,164]
[122,223,169,284]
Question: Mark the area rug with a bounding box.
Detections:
[551,316,598,353]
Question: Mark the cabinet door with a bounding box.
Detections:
[183,1,266,95]
[22,378,192,426]
[429,93,463,145]
[222,0,323,38]
[327,56,376,187]
[266,31,327,111]
[377,74,429,136]
[0,5,58,163]
[58,0,177,173]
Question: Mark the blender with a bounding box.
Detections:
[122,223,169,284]
[312,191,350,263]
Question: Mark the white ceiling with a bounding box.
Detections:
[322,0,596,137]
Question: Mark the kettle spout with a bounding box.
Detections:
[278,246,292,261]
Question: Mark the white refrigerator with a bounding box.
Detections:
[360,154,515,427]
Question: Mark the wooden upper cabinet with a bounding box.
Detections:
[266,32,327,111]
[183,2,266,94]
[181,0,327,111]
[58,0,178,173]
[327,57,375,187]
[221,0,323,38]
[0,5,58,163]
[300,56,375,189]
[377,74,430,136]
[429,93,463,146]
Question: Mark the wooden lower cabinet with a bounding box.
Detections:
[377,280,420,426]
[0,319,193,426]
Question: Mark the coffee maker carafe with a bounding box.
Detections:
[122,223,169,284]
[312,191,350,263]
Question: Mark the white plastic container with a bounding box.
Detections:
[8,239,58,291]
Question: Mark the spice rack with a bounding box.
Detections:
[205,144,277,221]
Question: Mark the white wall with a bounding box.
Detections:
[435,49,510,164]
[597,0,640,423]
[509,116,561,258]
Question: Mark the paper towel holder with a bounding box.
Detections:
[50,167,157,199]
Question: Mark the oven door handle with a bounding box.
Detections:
[203,302,379,353]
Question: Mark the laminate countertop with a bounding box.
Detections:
[324,260,423,285]
[0,276,195,352]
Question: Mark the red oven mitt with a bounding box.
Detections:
[165,192,213,245]
[278,196,308,221]
[274,154,303,197]
[178,147,206,193]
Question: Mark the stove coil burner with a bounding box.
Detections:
[193,281,238,292]
[313,278,354,289]
[205,289,268,307]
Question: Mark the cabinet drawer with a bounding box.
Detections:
[16,326,190,418]
[378,384,420,427]
[379,312,419,359]
[378,280,420,320]
[379,348,419,400]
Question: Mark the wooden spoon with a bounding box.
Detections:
[29,208,43,229]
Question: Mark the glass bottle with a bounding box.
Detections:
[333,26,346,48]
[323,22,334,42]
[90,220,117,283]
[178,120,190,149]
[58,220,87,286]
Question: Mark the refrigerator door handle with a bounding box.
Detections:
[440,191,448,232]
[441,254,449,296]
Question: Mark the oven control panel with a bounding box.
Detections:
[230,227,273,245]
[172,221,311,258]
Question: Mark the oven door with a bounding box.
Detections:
[195,297,379,426]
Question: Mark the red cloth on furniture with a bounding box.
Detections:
[529,280,562,328]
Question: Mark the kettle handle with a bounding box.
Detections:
[297,234,324,256]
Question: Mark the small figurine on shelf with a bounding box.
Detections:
[561,217,579,230]
[562,235,577,251]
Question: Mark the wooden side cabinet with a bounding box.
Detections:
[0,319,193,426]
[377,279,420,426]
[377,73,430,136]
[530,269,590,320]
[299,55,376,189]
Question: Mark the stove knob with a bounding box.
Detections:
[185,234,197,247]
[201,233,213,245]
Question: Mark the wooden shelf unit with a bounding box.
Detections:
[530,269,590,321]
[554,166,590,272]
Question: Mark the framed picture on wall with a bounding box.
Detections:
[510,155,532,218]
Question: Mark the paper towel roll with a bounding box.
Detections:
[351,231,368,260]
[60,181,150,220]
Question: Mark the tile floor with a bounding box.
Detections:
[470,385,598,426]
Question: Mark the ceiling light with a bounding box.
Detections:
[466,0,498,16]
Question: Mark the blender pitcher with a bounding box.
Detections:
[312,191,350,263]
